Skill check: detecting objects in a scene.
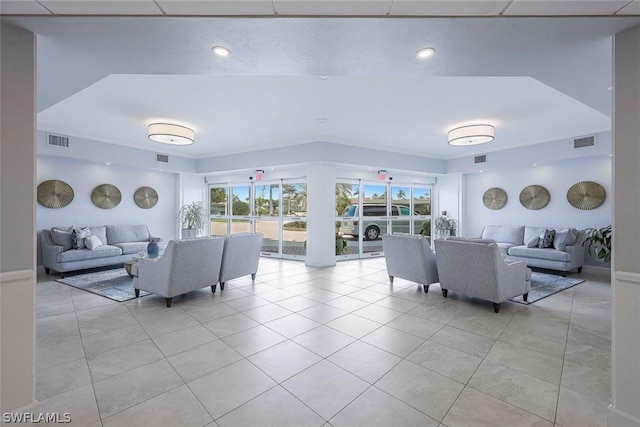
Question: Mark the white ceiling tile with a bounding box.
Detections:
[38,0,162,15]
[0,0,52,15]
[616,0,640,15]
[504,0,631,15]
[157,0,276,15]
[390,0,510,16]
[273,0,392,15]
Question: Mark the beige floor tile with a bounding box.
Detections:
[564,341,610,371]
[509,313,570,339]
[499,322,567,358]
[188,359,276,419]
[152,324,218,357]
[430,326,495,358]
[82,324,150,356]
[222,295,270,311]
[202,313,260,338]
[75,303,130,322]
[102,384,212,427]
[167,339,243,382]
[376,360,464,421]
[282,360,369,420]
[569,313,610,337]
[373,296,420,313]
[37,302,76,319]
[79,312,139,337]
[36,338,85,370]
[243,303,294,323]
[443,387,550,427]
[407,301,465,325]
[140,311,200,337]
[328,340,401,384]
[485,341,563,385]
[216,386,325,427]
[36,358,92,401]
[567,325,611,350]
[407,341,482,384]
[555,387,609,427]
[265,313,321,338]
[348,289,388,304]
[331,386,439,427]
[292,325,356,357]
[353,304,403,324]
[326,313,382,339]
[386,313,443,339]
[222,324,286,356]
[37,316,81,348]
[187,303,239,324]
[93,359,184,418]
[561,360,610,401]
[298,304,348,323]
[87,339,164,381]
[324,295,370,312]
[468,360,559,421]
[361,325,425,357]
[73,294,119,311]
[38,383,100,427]
[448,309,513,339]
[304,288,343,303]
[248,340,322,383]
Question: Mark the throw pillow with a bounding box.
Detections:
[72,227,91,249]
[85,235,103,250]
[553,228,573,251]
[526,236,539,248]
[50,228,73,251]
[538,229,556,249]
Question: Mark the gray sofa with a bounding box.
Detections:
[41,225,166,276]
[382,233,439,293]
[435,238,532,313]
[480,225,586,274]
[219,233,263,290]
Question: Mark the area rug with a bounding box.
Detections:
[510,272,584,305]
[56,269,149,302]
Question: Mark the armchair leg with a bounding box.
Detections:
[44,267,50,275]
[211,284,217,294]
[165,298,173,308]
[251,273,256,281]
[493,303,501,313]
[523,293,529,302]
[442,289,448,298]
[134,289,140,298]
[220,282,225,291]
[423,284,429,293]
[389,275,394,285]
[577,267,583,273]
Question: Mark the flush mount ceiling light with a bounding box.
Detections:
[148,123,194,145]
[211,45,231,57]
[416,47,436,59]
[448,124,495,146]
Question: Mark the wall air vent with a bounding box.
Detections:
[156,154,169,163]
[574,135,596,149]
[474,154,487,164]
[48,134,69,147]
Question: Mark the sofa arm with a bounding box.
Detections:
[134,256,170,296]
[496,260,531,301]
[565,243,586,269]
[41,231,64,269]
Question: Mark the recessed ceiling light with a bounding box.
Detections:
[211,46,231,58]
[317,118,328,123]
[105,162,110,166]
[416,47,435,60]
[533,163,538,167]
[318,76,330,80]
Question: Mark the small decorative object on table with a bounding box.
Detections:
[147,239,159,258]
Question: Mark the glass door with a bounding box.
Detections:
[281,181,307,259]
[412,186,432,245]
[254,182,280,255]
[361,183,387,256]
[209,186,229,236]
[230,185,252,234]
[336,181,361,259]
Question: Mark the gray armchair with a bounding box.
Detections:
[382,234,439,293]
[133,237,224,307]
[434,238,531,313]
[219,233,263,290]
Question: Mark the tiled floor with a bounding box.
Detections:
[36,258,611,427]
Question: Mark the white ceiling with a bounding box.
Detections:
[3,8,640,162]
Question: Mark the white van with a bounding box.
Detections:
[339,204,412,240]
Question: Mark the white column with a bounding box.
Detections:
[609,24,640,427]
[1,24,38,416]
[305,163,336,268]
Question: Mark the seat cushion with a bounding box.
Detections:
[113,241,167,255]
[507,245,571,262]
[524,226,547,245]
[57,245,122,262]
[481,225,525,245]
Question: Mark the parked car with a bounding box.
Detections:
[339,204,413,240]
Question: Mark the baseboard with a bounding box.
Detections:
[582,264,611,277]
[608,405,640,427]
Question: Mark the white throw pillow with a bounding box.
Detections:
[526,236,539,248]
[85,235,103,250]
[553,228,576,251]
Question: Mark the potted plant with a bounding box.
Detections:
[434,215,457,239]
[178,201,207,239]
[583,225,612,262]
[336,232,349,255]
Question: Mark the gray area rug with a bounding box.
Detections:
[56,268,149,302]
[510,272,584,305]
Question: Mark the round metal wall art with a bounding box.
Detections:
[519,185,550,210]
[37,180,74,208]
[91,184,122,209]
[482,187,507,210]
[134,186,159,209]
[567,181,606,210]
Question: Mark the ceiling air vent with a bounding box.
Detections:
[156,154,169,163]
[474,154,487,164]
[48,134,69,147]
[574,135,595,149]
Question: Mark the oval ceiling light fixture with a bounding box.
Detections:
[211,45,231,57]
[416,47,436,60]
[148,123,195,145]
[448,124,495,146]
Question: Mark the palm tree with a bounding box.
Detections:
[335,183,354,215]
[396,189,407,199]
[282,184,296,215]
